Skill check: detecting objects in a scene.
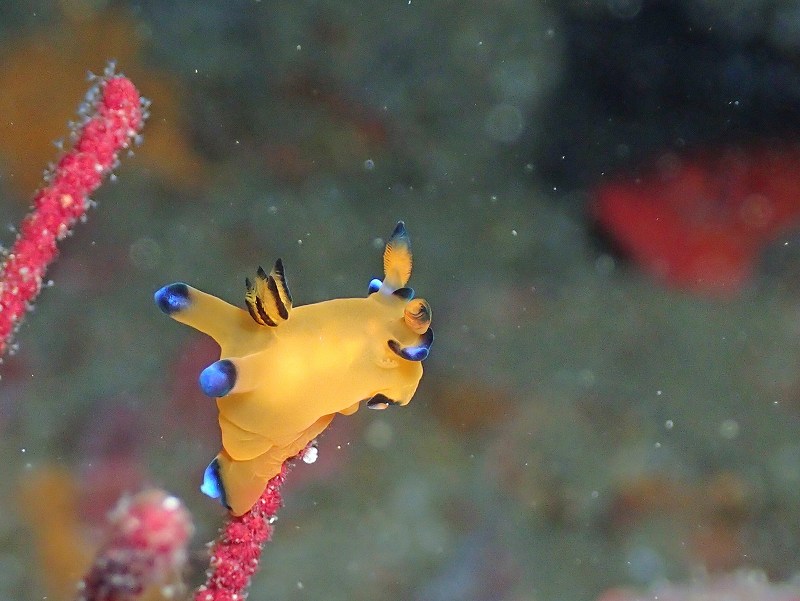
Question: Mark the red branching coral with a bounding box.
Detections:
[194,464,289,601]
[76,489,193,601]
[0,64,146,357]
[592,145,800,297]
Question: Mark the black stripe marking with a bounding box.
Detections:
[273,258,293,306]
[245,277,263,325]
[246,301,262,324]
[255,296,278,326]
[268,275,289,320]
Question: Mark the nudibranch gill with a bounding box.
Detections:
[154,222,433,515]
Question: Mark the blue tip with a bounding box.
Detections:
[154,283,191,315]
[199,359,237,397]
[387,222,411,253]
[387,328,433,362]
[405,345,430,361]
[201,457,229,509]
[390,221,408,241]
[368,278,382,294]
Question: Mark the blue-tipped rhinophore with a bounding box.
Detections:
[388,328,434,362]
[368,278,382,294]
[201,457,229,509]
[199,359,237,397]
[154,283,191,314]
[390,221,409,244]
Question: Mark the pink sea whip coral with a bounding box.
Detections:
[0,63,338,601]
[194,461,291,601]
[0,63,146,357]
[77,489,193,601]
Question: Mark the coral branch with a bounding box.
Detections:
[194,463,290,601]
[76,490,193,601]
[0,64,146,358]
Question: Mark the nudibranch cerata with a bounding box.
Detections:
[154,222,433,515]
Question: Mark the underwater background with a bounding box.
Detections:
[2,0,800,599]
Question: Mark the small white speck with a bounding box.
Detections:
[511,229,517,237]
[296,44,302,51]
[162,496,181,510]
[302,446,318,464]
[665,419,674,430]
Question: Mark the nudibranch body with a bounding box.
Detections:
[155,222,432,515]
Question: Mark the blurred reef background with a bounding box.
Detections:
[3,0,800,599]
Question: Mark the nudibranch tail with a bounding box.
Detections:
[207,414,335,516]
[382,221,412,292]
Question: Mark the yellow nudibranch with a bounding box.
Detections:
[155,222,432,515]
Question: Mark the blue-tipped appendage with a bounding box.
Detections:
[390,221,409,245]
[201,457,229,509]
[388,328,434,362]
[154,283,191,315]
[199,359,237,397]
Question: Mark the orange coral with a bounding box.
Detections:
[0,7,209,198]
[19,467,184,601]
[19,467,92,600]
